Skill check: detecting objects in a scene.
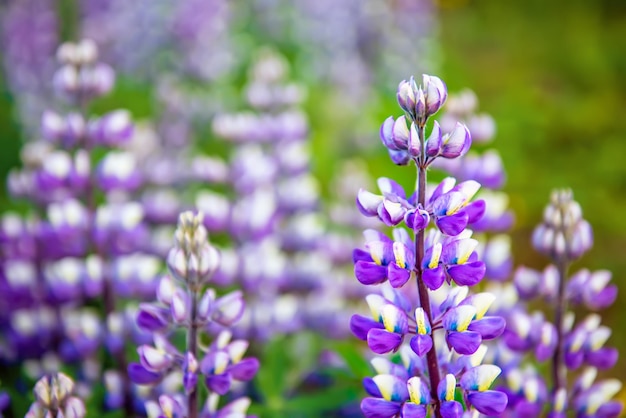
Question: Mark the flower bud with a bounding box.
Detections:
[408,122,420,158]
[441,122,471,159]
[138,345,172,372]
[157,276,176,305]
[197,288,216,322]
[171,290,190,324]
[397,77,418,119]
[423,74,447,117]
[167,248,187,282]
[213,291,245,326]
[425,121,443,157]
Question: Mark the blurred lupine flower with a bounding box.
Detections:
[129,212,258,417]
[25,373,86,418]
[352,74,507,418]
[493,190,622,417]
[1,39,161,416]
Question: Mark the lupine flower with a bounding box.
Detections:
[352,74,507,418]
[25,373,86,418]
[129,212,258,417]
[493,190,622,417]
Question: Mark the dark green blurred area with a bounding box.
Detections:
[0,0,625,389]
[437,0,626,379]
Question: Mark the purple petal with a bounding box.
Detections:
[467,390,508,415]
[447,261,485,286]
[367,329,403,354]
[361,397,401,418]
[597,401,623,418]
[353,248,372,263]
[357,189,383,217]
[206,373,232,395]
[229,358,260,381]
[380,117,398,150]
[128,363,161,384]
[350,314,384,341]
[588,285,617,309]
[467,316,505,340]
[436,212,469,236]
[389,149,411,166]
[410,334,433,357]
[422,266,445,290]
[388,263,411,288]
[564,350,584,369]
[355,261,388,285]
[586,347,618,369]
[464,200,485,224]
[213,291,245,326]
[425,121,442,157]
[440,400,463,418]
[378,177,407,199]
[363,377,382,397]
[401,403,427,418]
[447,331,481,355]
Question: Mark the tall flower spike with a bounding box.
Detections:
[353,75,506,418]
[497,190,622,417]
[129,211,258,418]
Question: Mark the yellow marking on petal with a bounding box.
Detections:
[369,242,384,266]
[469,293,496,320]
[428,243,442,269]
[454,305,476,332]
[586,380,622,414]
[381,304,400,333]
[407,377,425,404]
[445,374,456,401]
[590,327,611,351]
[468,345,488,367]
[373,375,395,401]
[506,370,522,392]
[457,239,478,265]
[445,193,465,215]
[554,389,566,412]
[366,295,385,321]
[523,379,538,403]
[477,365,501,391]
[415,308,428,335]
[393,242,406,268]
[571,332,585,352]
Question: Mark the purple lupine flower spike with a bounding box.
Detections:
[352,74,506,418]
[129,212,257,417]
[494,190,622,417]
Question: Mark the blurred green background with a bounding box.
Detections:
[1,0,625,402]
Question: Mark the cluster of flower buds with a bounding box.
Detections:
[166,212,220,292]
[353,74,507,418]
[492,191,622,417]
[129,211,258,417]
[53,39,114,102]
[532,189,593,261]
[26,373,85,418]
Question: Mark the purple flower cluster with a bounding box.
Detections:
[0,40,160,415]
[129,211,258,418]
[492,190,622,417]
[352,74,508,417]
[204,50,342,340]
